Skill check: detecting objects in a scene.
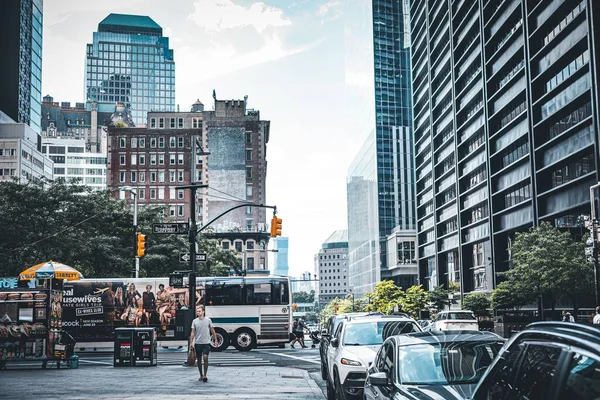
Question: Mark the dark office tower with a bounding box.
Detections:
[346,0,415,297]
[85,14,175,126]
[411,0,600,298]
[0,0,43,133]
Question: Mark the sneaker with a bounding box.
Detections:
[290,344,295,349]
[202,377,208,382]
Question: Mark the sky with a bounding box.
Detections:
[42,0,364,277]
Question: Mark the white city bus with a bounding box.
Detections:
[61,275,292,352]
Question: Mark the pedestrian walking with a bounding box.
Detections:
[561,311,575,322]
[189,305,216,382]
[594,306,600,325]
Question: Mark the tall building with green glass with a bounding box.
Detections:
[85,13,175,126]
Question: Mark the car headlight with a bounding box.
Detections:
[340,358,362,366]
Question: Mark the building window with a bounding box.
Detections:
[150,118,156,128]
[169,205,176,217]
[177,205,184,217]
[139,154,145,165]
[170,171,176,182]
[550,152,595,188]
[170,118,176,129]
[170,154,176,164]
[119,171,125,183]
[234,241,243,252]
[139,172,145,182]
[138,189,145,199]
[178,137,184,147]
[246,185,253,197]
[158,118,164,129]
[398,241,416,264]
[246,206,252,214]
[246,241,255,250]
[119,154,126,165]
[131,138,137,148]
[150,188,157,199]
[178,190,184,199]
[158,188,165,200]
[131,154,137,165]
[177,171,184,182]
[130,172,137,182]
[246,149,252,161]
[119,137,126,148]
[504,183,531,208]
[169,137,176,147]
[150,138,156,148]
[178,118,184,129]
[150,154,157,165]
[193,118,201,128]
[158,137,165,148]
[139,138,146,148]
[246,132,252,144]
[246,167,252,179]
[178,154,184,164]
[158,171,165,183]
[150,172,156,182]
[222,242,229,250]
[158,154,164,165]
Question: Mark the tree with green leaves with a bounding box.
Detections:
[400,285,429,318]
[501,222,594,314]
[293,290,315,303]
[428,285,457,312]
[490,281,530,311]
[462,293,491,318]
[365,280,404,314]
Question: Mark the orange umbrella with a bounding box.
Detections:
[19,260,83,281]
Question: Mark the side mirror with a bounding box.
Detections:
[330,338,339,348]
[369,371,389,387]
[321,329,329,337]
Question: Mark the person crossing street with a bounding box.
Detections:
[189,305,217,382]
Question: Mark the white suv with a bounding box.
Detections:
[325,315,421,400]
[430,310,478,331]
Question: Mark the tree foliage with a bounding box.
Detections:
[400,285,429,318]
[293,290,315,303]
[495,222,594,313]
[428,285,457,312]
[462,293,491,318]
[0,180,234,279]
[365,280,403,314]
[490,281,528,311]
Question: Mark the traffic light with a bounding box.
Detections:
[292,303,298,311]
[270,216,282,237]
[136,232,146,257]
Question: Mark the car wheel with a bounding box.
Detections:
[233,328,255,351]
[320,361,328,380]
[334,372,346,400]
[326,375,336,400]
[211,328,230,352]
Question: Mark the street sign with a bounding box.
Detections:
[179,252,207,263]
[585,247,595,256]
[152,223,189,234]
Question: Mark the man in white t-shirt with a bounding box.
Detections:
[190,305,216,382]
[594,306,600,325]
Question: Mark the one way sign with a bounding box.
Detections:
[179,252,207,263]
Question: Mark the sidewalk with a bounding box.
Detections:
[0,365,326,399]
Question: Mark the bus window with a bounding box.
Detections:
[206,281,243,305]
[245,283,272,305]
[281,281,290,304]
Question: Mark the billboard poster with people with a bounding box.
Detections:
[62,279,205,341]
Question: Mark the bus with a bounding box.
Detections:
[61,275,292,351]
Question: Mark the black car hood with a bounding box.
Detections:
[400,383,476,400]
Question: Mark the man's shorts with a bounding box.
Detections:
[293,331,304,339]
[194,343,211,358]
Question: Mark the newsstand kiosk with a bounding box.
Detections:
[114,327,157,367]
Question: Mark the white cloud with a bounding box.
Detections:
[316,1,340,17]
[189,0,291,33]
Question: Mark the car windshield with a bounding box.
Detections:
[439,312,476,320]
[398,341,502,385]
[343,321,420,346]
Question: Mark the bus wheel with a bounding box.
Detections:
[211,328,230,352]
[233,328,255,351]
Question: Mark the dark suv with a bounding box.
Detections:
[319,312,382,380]
[471,322,600,400]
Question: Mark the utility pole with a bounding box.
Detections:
[176,134,209,311]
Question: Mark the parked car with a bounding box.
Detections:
[326,315,422,400]
[319,312,382,380]
[430,310,479,331]
[417,319,432,331]
[364,331,504,400]
[471,322,600,400]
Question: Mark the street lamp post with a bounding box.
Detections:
[121,186,139,278]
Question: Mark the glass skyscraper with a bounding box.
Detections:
[345,0,414,296]
[85,13,175,126]
[411,0,600,298]
[273,237,289,277]
[0,0,43,134]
